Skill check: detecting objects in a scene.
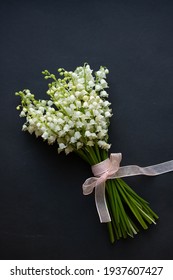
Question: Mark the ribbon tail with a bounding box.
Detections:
[113,160,173,178]
[95,182,111,223]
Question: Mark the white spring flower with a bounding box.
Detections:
[83,101,89,108]
[100,90,108,98]
[47,100,53,106]
[75,100,81,108]
[58,143,67,153]
[65,146,73,155]
[75,91,82,98]
[70,137,77,143]
[16,63,112,154]
[57,118,64,124]
[74,131,81,140]
[96,70,105,79]
[40,126,46,133]
[38,106,45,113]
[100,79,108,88]
[77,142,83,149]
[70,104,76,110]
[95,84,102,91]
[88,80,94,88]
[76,121,83,128]
[28,126,35,134]
[36,122,41,128]
[76,84,84,90]
[22,124,28,131]
[69,95,75,102]
[98,140,111,149]
[55,125,61,132]
[105,111,112,118]
[42,131,49,140]
[20,111,26,117]
[48,135,56,144]
[63,124,70,132]
[85,131,91,137]
[87,140,94,146]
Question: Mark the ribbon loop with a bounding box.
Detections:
[82,177,98,195]
[82,153,173,223]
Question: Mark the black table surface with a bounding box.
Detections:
[0,0,173,260]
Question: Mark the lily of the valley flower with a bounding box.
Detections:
[16,64,112,154]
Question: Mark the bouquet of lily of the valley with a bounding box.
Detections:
[16,63,160,243]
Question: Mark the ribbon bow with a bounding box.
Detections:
[82,153,173,223]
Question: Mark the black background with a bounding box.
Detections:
[0,0,173,260]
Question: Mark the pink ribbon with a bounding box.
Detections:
[82,153,173,223]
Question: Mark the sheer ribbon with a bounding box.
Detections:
[82,153,173,223]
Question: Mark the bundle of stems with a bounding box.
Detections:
[76,145,159,243]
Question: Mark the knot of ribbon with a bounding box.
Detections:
[82,153,173,223]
